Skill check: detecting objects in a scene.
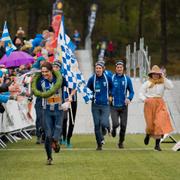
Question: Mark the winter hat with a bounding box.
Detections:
[37,56,46,62]
[32,56,46,69]
[115,60,124,66]
[53,61,62,68]
[95,61,105,67]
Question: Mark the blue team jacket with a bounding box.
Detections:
[111,74,134,107]
[87,73,113,105]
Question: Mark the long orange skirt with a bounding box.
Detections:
[144,97,173,138]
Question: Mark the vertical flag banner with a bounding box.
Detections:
[56,16,93,103]
[88,3,98,36]
[1,21,17,56]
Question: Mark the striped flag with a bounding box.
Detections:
[57,16,93,103]
[1,21,17,56]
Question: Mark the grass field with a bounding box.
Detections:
[0,134,180,180]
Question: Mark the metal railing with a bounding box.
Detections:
[126,37,151,82]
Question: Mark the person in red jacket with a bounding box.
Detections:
[107,40,114,60]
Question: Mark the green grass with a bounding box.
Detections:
[0,134,180,180]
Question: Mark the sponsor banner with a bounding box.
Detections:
[0,100,35,133]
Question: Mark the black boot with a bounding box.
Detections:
[47,157,53,165]
[96,144,102,151]
[144,134,150,145]
[118,142,124,149]
[111,128,116,137]
[154,139,162,151]
[102,127,107,136]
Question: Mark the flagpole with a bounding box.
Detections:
[67,88,75,125]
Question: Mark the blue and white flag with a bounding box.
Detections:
[57,16,93,103]
[1,21,16,56]
[65,34,76,52]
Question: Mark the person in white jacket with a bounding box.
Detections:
[139,65,174,151]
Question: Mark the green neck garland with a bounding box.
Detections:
[31,70,63,98]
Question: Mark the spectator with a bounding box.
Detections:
[17,65,29,75]
[40,30,50,47]
[33,46,43,59]
[0,70,23,113]
[16,27,26,39]
[0,38,5,58]
[31,34,43,51]
[107,40,114,60]
[14,37,24,50]
[32,56,46,70]
[13,27,26,50]
[20,40,32,54]
[73,29,81,49]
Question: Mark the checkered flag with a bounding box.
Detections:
[1,21,17,56]
[56,16,93,103]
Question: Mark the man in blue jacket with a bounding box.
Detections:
[111,60,134,148]
[87,61,113,150]
[31,34,44,52]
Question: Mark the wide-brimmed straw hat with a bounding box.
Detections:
[148,65,162,76]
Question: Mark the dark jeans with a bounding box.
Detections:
[35,103,44,138]
[62,101,77,143]
[91,103,110,146]
[44,109,63,159]
[110,106,128,143]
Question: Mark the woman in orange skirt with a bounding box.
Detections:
[139,65,174,151]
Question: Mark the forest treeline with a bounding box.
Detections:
[0,0,179,69]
